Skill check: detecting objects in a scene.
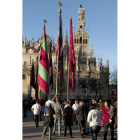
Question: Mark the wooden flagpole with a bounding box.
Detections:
[67,61,70,102]
[56,59,59,96]
[29,56,32,100]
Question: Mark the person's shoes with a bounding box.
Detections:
[70,135,73,138]
[42,135,45,138]
[64,135,66,137]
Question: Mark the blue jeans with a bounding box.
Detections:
[53,115,61,135]
[90,125,101,140]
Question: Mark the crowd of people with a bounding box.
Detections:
[23,96,117,140]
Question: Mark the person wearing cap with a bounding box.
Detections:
[51,96,63,136]
[42,103,55,140]
[31,100,42,128]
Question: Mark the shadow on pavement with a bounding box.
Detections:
[23,135,41,138]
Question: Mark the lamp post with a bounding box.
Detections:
[80,84,89,101]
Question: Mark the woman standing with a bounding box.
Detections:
[42,103,55,140]
[63,103,73,138]
[87,104,101,140]
[102,101,115,140]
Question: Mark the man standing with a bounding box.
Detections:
[45,96,52,106]
[75,101,86,138]
[31,100,42,128]
[72,100,79,124]
[51,96,63,136]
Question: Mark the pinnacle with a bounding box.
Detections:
[65,30,68,43]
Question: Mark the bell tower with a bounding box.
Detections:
[73,7,89,56]
[77,8,85,32]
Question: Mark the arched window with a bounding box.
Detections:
[75,39,76,44]
[77,39,78,44]
[83,39,84,44]
[80,37,82,44]
[86,39,87,44]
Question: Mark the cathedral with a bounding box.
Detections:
[22,7,109,100]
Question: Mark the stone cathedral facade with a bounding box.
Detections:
[22,7,109,100]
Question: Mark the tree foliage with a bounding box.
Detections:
[109,65,117,85]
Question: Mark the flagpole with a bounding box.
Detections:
[67,60,70,102]
[29,56,32,100]
[56,59,58,96]
[36,56,38,101]
[56,1,62,96]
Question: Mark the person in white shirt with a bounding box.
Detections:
[31,100,42,128]
[87,104,101,140]
[45,96,52,106]
[45,96,57,108]
[72,100,79,124]
[72,100,79,110]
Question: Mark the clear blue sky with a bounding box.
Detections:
[23,0,117,72]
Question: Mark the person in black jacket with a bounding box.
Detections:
[75,101,86,138]
[63,102,73,138]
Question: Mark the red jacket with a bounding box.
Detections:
[101,106,110,122]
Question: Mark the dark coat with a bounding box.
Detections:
[64,107,73,126]
[75,105,86,121]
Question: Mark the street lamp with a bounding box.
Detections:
[80,84,89,101]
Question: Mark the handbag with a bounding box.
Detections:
[101,114,104,127]
[101,119,104,127]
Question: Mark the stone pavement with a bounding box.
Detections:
[23,111,117,140]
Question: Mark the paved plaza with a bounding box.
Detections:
[23,110,117,140]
